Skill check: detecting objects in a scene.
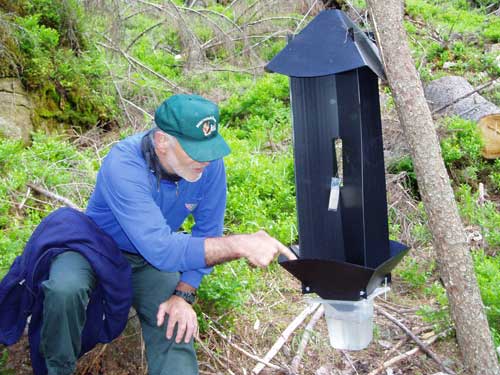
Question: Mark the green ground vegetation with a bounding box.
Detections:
[404,0,500,87]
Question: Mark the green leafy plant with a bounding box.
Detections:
[440,117,483,167]
[0,133,97,270]
[220,74,290,130]
[417,281,452,332]
[196,259,263,329]
[0,349,15,375]
[395,257,435,290]
[473,250,500,346]
[456,185,500,249]
[0,3,119,130]
[387,156,420,198]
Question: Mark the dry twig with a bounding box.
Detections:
[376,299,418,314]
[103,59,135,127]
[26,183,81,210]
[97,38,188,93]
[18,187,31,211]
[80,344,108,375]
[252,302,320,374]
[294,0,319,33]
[122,98,154,120]
[290,305,324,374]
[375,305,454,374]
[477,182,487,206]
[367,330,452,375]
[209,324,284,372]
[195,336,236,375]
[125,20,165,52]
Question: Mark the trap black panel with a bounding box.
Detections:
[289,75,345,262]
[336,67,390,269]
[267,9,408,301]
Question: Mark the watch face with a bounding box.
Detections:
[174,290,195,304]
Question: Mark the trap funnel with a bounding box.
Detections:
[266,9,408,301]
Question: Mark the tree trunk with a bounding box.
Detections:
[365,1,500,374]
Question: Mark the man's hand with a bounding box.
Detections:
[156,295,198,344]
[205,230,297,267]
[235,230,297,267]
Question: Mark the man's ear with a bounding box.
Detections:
[154,131,169,154]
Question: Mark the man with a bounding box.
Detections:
[40,94,296,374]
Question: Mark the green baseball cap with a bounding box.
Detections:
[154,94,231,162]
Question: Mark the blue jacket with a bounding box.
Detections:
[0,207,132,375]
[86,131,227,288]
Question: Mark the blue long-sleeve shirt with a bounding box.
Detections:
[86,132,227,288]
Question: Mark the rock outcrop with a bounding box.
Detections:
[0,78,33,143]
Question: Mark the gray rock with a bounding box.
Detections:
[0,78,33,143]
[424,75,500,122]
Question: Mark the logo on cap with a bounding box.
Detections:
[196,116,217,137]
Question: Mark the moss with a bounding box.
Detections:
[0,13,23,77]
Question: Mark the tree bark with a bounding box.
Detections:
[365,1,500,374]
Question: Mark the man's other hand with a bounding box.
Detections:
[156,295,198,344]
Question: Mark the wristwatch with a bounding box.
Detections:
[173,289,196,305]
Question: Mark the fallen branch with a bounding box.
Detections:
[202,32,287,50]
[26,183,81,210]
[234,0,264,24]
[103,59,135,127]
[209,324,284,372]
[290,305,324,374]
[376,298,418,314]
[367,330,451,375]
[294,0,319,34]
[252,303,320,374]
[245,16,302,28]
[178,6,242,35]
[477,182,486,206]
[380,337,408,363]
[18,186,31,211]
[375,305,454,374]
[341,350,360,375]
[125,20,165,52]
[189,65,266,76]
[122,98,154,120]
[378,325,434,363]
[226,29,289,62]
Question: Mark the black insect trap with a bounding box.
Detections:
[266,10,409,350]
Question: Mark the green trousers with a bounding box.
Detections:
[40,251,198,375]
